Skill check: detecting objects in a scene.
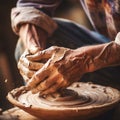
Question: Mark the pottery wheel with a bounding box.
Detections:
[7,82,120,120]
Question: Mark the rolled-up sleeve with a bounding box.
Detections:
[16,0,62,16]
[11,0,62,36]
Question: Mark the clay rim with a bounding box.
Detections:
[7,83,120,111]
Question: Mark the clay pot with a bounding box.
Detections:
[7,82,120,120]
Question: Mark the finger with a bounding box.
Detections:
[26,46,57,61]
[26,50,51,61]
[31,81,54,94]
[26,58,53,89]
[39,77,67,95]
[26,67,50,89]
[21,74,29,83]
[19,57,44,70]
[18,63,35,78]
[12,86,27,97]
[40,82,63,96]
[31,73,63,93]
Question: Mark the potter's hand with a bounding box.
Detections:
[19,24,48,54]
[18,50,44,83]
[26,46,90,95]
[25,41,120,95]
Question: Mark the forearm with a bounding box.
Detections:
[75,41,120,72]
[19,24,47,51]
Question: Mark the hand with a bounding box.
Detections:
[18,49,44,83]
[19,24,48,54]
[20,42,120,95]
[26,46,91,95]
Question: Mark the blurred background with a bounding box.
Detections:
[0,0,91,110]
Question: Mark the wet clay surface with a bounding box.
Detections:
[7,82,120,120]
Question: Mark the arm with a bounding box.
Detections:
[12,0,62,82]
[25,33,120,95]
[12,0,62,53]
[74,41,120,73]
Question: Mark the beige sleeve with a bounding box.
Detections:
[11,7,58,36]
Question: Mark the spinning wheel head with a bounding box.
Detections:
[7,82,120,120]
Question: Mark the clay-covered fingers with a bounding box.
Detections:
[18,62,35,78]
[31,74,59,93]
[26,66,51,89]
[40,83,63,96]
[26,46,60,61]
[18,55,43,70]
[27,67,69,95]
[18,50,44,83]
[40,79,69,96]
[31,71,65,94]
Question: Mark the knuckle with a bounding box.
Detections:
[50,46,57,50]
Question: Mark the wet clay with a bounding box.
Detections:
[7,82,120,120]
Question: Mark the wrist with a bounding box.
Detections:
[86,42,120,72]
[74,42,120,73]
[20,24,48,53]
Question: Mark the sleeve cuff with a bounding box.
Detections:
[11,7,58,36]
